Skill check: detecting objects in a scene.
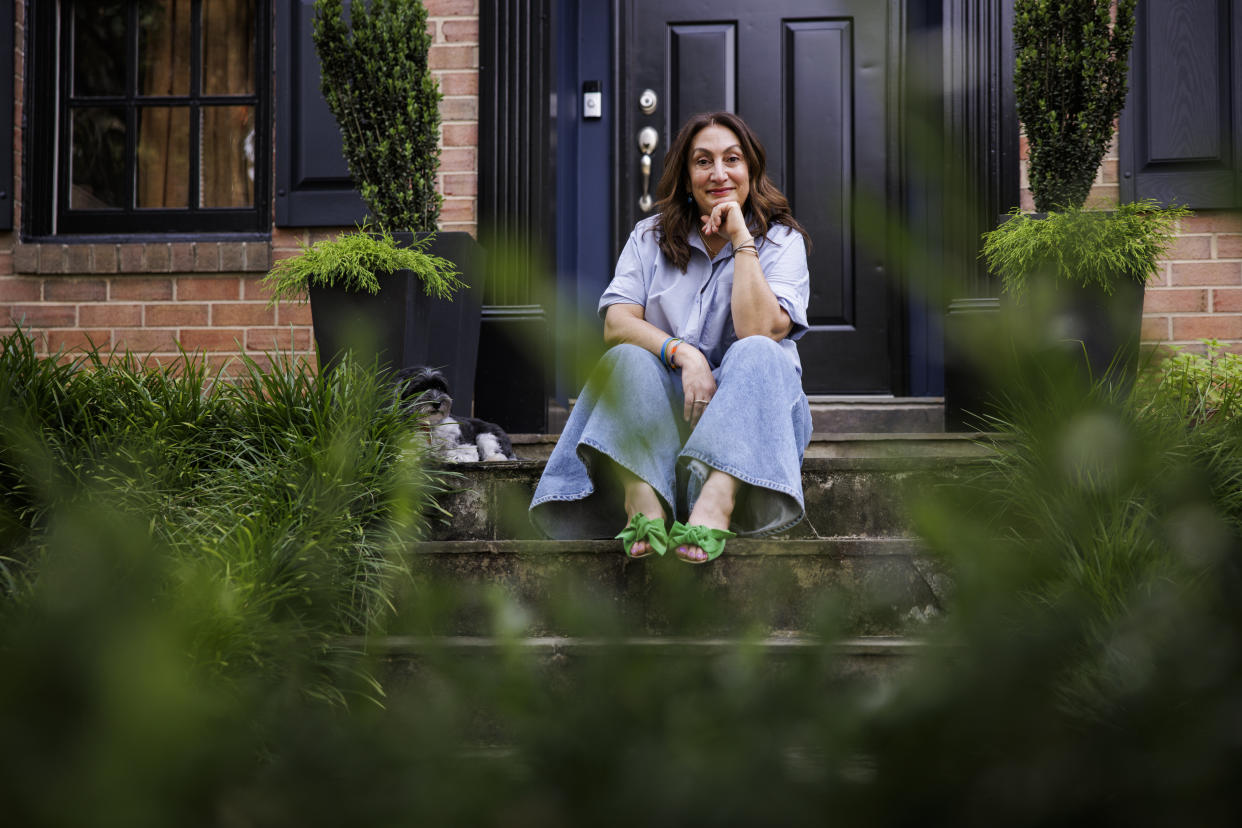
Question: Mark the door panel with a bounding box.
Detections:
[618,0,899,393]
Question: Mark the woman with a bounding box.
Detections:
[529,111,812,564]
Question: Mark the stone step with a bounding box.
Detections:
[371,633,927,685]
[548,396,947,435]
[399,538,947,638]
[508,430,987,463]
[429,435,992,542]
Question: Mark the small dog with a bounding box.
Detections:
[393,366,518,462]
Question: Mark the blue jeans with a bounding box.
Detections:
[529,336,812,539]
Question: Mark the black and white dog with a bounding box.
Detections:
[393,366,518,462]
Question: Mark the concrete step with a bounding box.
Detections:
[508,430,987,463]
[429,435,993,542]
[548,396,946,435]
[371,633,927,686]
[399,538,948,638]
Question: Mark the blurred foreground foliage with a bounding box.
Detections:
[3,316,1242,826]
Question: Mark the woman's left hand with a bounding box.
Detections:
[700,201,751,247]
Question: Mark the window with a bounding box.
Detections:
[26,0,270,236]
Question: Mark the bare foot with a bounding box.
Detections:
[676,470,739,563]
[622,476,666,558]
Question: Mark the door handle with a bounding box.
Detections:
[638,126,658,212]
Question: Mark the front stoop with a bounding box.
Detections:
[379,432,984,685]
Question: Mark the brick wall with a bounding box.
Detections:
[0,0,480,373]
[1019,130,1242,356]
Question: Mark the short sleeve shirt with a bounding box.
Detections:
[598,215,811,375]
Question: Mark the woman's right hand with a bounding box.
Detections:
[675,344,717,427]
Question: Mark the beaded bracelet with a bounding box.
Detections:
[667,339,683,369]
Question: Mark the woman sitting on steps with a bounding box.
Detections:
[528,111,813,564]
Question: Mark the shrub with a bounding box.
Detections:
[1014,0,1137,211]
[313,0,441,232]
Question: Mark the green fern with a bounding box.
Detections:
[261,221,464,306]
[981,199,1190,297]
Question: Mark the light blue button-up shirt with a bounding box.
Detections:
[598,215,811,375]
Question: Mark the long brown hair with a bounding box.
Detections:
[651,111,809,272]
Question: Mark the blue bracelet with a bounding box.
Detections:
[659,337,674,367]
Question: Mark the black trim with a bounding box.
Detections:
[273,0,367,227]
[1121,0,1240,209]
[0,0,12,230]
[25,0,271,238]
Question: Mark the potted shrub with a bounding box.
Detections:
[950,0,1188,428]
[263,0,483,414]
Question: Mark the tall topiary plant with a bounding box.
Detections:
[313,0,442,232]
[1014,0,1136,212]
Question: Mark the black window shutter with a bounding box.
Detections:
[274,0,367,226]
[1120,0,1241,209]
[0,0,13,231]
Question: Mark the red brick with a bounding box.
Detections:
[47,329,110,353]
[1218,235,1242,259]
[144,244,172,272]
[242,276,268,301]
[441,122,477,147]
[1100,159,1118,184]
[66,244,92,274]
[1140,315,1170,342]
[0,252,13,276]
[146,302,209,326]
[113,328,179,353]
[39,245,67,274]
[439,97,477,121]
[1143,288,1207,313]
[194,243,221,272]
[1165,235,1211,260]
[44,279,107,301]
[79,303,142,327]
[8,304,76,327]
[178,328,246,352]
[442,173,477,196]
[276,302,314,326]
[1213,289,1242,312]
[438,72,478,96]
[91,244,118,273]
[212,302,275,326]
[1179,213,1242,234]
[271,227,307,247]
[441,19,478,42]
[219,242,245,272]
[243,242,271,271]
[246,327,313,352]
[13,244,38,273]
[111,277,174,301]
[0,277,41,301]
[117,244,143,272]
[425,0,476,15]
[429,45,476,70]
[1171,315,1242,341]
[1170,261,1242,286]
[440,198,475,224]
[440,147,476,172]
[179,277,240,301]
[171,243,195,273]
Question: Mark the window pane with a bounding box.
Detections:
[200,106,255,208]
[73,1,126,96]
[138,107,190,208]
[138,0,191,97]
[70,108,126,210]
[202,0,255,95]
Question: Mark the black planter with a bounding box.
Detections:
[944,297,1001,432]
[308,231,483,417]
[1048,276,1146,389]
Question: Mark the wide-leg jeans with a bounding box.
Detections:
[529,336,812,539]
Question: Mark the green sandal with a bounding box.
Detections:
[616,513,669,559]
[668,521,736,564]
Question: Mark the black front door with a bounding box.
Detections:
[617,0,901,394]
